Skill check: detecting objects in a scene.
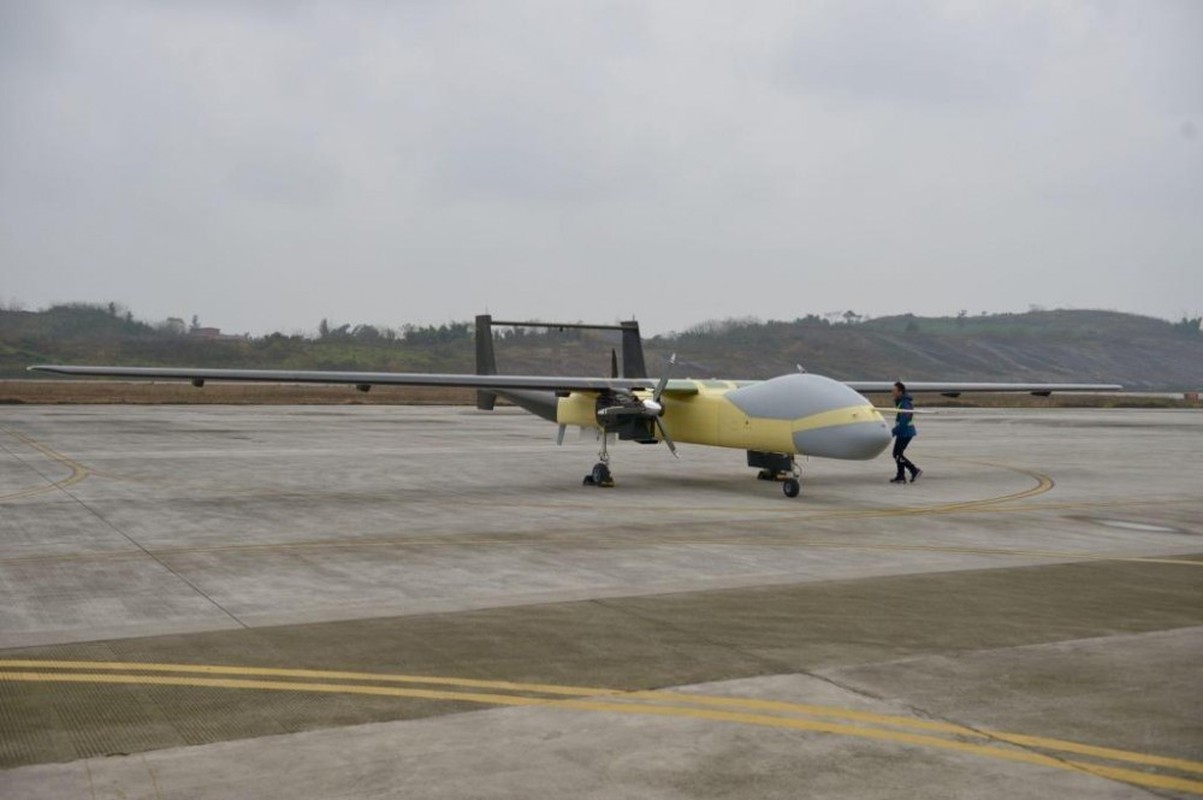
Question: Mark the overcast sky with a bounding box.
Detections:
[2,1,1200,336]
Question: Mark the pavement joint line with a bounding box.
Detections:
[621,691,1203,774]
[9,657,1203,774]
[83,760,97,800]
[590,592,1203,790]
[142,754,165,800]
[9,442,1193,533]
[0,428,251,631]
[0,426,93,503]
[1,537,1198,569]
[2,667,1201,795]
[2,451,1044,519]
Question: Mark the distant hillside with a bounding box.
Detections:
[644,311,1203,390]
[2,305,1200,390]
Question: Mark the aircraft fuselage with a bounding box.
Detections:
[557,373,891,460]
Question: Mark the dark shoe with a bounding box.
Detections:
[889,477,907,484]
[910,469,923,483]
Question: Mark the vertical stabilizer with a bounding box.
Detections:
[475,314,497,410]
[620,320,647,379]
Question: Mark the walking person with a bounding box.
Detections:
[890,381,922,484]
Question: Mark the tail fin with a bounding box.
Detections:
[475,314,497,410]
[620,320,647,379]
[473,314,648,407]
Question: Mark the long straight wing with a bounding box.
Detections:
[26,365,703,394]
[29,366,1117,396]
[845,381,1121,395]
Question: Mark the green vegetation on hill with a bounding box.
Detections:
[2,304,1200,390]
[647,310,1202,389]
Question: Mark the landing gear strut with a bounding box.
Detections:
[582,433,615,488]
[748,451,802,498]
[754,467,801,496]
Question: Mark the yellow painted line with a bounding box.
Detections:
[0,450,1193,570]
[0,427,92,503]
[0,670,550,707]
[700,540,1203,567]
[0,537,1197,569]
[5,661,1203,777]
[2,669,1201,794]
[0,660,619,699]
[842,461,1054,518]
[0,535,1198,571]
[444,458,1056,519]
[570,698,1203,795]
[8,658,1202,777]
[443,492,1195,521]
[634,691,1203,775]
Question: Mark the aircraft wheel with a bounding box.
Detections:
[590,463,611,485]
[782,478,801,498]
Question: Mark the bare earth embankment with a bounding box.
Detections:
[0,381,476,405]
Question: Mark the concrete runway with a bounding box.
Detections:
[0,404,1200,798]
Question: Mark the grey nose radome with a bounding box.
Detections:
[793,420,891,461]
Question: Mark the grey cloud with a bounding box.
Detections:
[775,4,1052,107]
[2,0,1200,336]
[226,151,343,207]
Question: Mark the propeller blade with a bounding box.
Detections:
[654,417,679,459]
[610,349,619,379]
[653,353,677,403]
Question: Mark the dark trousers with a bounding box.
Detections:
[893,436,918,479]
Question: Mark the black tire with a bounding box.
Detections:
[782,478,801,498]
[591,463,610,484]
[583,475,595,486]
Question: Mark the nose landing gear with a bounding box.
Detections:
[582,433,615,487]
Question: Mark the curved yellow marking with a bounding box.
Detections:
[699,540,1203,567]
[0,538,1196,569]
[0,461,1192,569]
[0,459,1192,570]
[0,428,92,503]
[2,663,1201,794]
[632,691,1203,775]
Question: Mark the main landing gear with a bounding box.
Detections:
[757,468,801,498]
[750,451,802,498]
[582,433,615,488]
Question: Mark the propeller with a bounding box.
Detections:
[650,354,678,457]
[593,354,679,458]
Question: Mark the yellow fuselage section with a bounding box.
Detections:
[556,383,886,457]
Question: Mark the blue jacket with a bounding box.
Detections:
[892,393,917,438]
